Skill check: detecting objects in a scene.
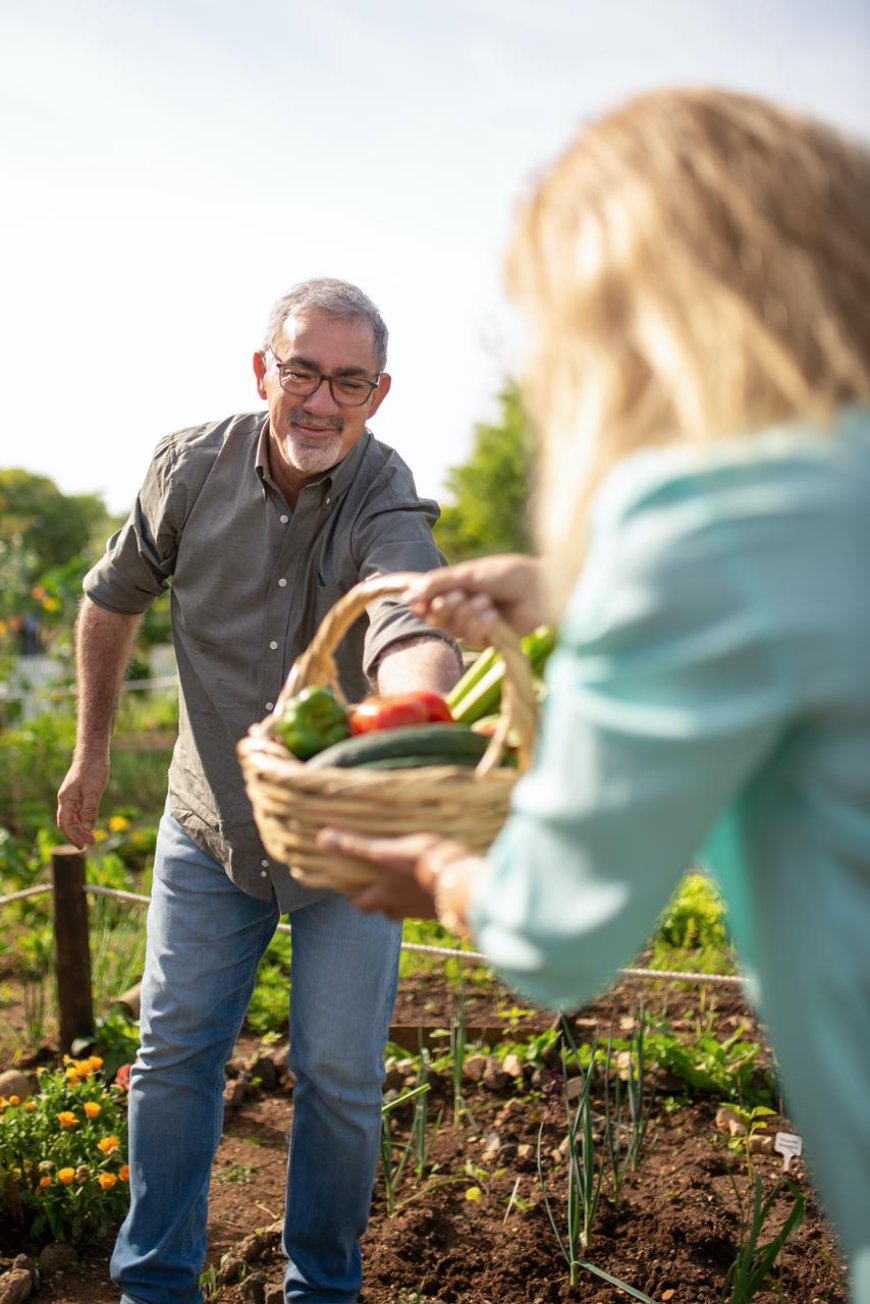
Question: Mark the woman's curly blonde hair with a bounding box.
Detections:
[507,87,870,612]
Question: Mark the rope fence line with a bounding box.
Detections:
[3,878,745,992]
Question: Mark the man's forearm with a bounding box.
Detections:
[73,597,143,757]
[375,635,462,696]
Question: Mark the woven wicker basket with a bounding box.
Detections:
[237,571,538,892]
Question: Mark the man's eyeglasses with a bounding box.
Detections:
[266,349,381,407]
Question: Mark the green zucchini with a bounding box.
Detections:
[306,723,491,771]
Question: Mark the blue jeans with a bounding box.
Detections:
[111,810,402,1304]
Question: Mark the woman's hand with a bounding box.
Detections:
[404,555,544,648]
[315,828,485,935]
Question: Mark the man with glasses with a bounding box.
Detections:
[57,278,461,1304]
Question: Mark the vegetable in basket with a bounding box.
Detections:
[274,686,351,759]
[447,625,555,724]
[349,689,453,734]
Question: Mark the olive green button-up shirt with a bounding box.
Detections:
[84,411,453,908]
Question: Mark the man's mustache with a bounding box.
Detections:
[290,408,344,432]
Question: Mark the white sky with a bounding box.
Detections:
[2,0,869,515]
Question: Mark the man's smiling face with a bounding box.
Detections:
[253,309,391,502]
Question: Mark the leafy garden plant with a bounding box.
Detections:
[0,1055,130,1243]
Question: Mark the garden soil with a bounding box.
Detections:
[1,969,850,1304]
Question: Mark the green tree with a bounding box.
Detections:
[0,469,111,578]
[435,385,535,561]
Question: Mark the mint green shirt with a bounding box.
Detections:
[471,408,870,1296]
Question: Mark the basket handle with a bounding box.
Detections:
[260,571,537,775]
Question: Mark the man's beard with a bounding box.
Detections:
[278,409,346,475]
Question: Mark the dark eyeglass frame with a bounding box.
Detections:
[266,348,382,407]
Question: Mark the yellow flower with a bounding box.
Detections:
[84,1101,102,1119]
[98,1172,118,1190]
[93,829,108,842]
[58,1168,76,1185]
[62,1055,73,1065]
[97,1135,120,1155]
[65,1066,81,1083]
[108,816,130,833]
[39,1176,53,1189]
[8,1095,20,1107]
[119,1164,130,1182]
[88,1055,104,1071]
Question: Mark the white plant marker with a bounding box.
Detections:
[774,1131,803,1172]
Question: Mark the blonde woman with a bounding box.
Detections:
[320,89,870,1298]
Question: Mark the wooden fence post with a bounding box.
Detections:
[51,845,95,1053]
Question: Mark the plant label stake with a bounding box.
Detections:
[774,1131,803,1172]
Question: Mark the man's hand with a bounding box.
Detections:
[57,754,111,848]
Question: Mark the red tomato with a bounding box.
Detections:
[409,690,454,723]
[349,691,454,734]
[350,695,430,734]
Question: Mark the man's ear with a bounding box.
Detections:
[368,372,392,418]
[252,351,268,400]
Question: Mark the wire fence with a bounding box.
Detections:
[0,878,745,990]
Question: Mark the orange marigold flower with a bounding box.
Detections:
[97,1135,120,1155]
[39,1176,53,1189]
[119,1164,130,1182]
[25,1101,36,1113]
[88,1055,104,1070]
[65,1067,81,1083]
[74,1059,94,1076]
[108,816,130,833]
[57,1111,78,1129]
[58,1168,76,1185]
[84,1101,102,1119]
[9,1095,20,1106]
[62,1054,73,1065]
[98,1172,118,1190]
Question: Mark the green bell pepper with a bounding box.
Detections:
[274,686,351,760]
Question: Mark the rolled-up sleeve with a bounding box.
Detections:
[470,481,789,1011]
[83,436,186,613]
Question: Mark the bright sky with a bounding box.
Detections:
[2,0,869,516]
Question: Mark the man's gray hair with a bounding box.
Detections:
[264,278,389,372]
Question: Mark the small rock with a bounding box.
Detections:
[223,1079,248,1111]
[463,1053,487,1082]
[0,1268,33,1304]
[482,1059,511,1091]
[715,1107,747,1137]
[749,1134,775,1153]
[501,1053,524,1079]
[516,1143,533,1161]
[240,1271,267,1303]
[217,1254,245,1285]
[10,1260,37,1292]
[0,1071,31,1102]
[496,1097,526,1122]
[37,1243,78,1277]
[247,1056,278,1091]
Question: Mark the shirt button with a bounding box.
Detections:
[278,578,287,587]
[260,870,268,878]
[261,859,269,868]
[269,640,278,650]
[265,701,274,711]
[280,514,289,524]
